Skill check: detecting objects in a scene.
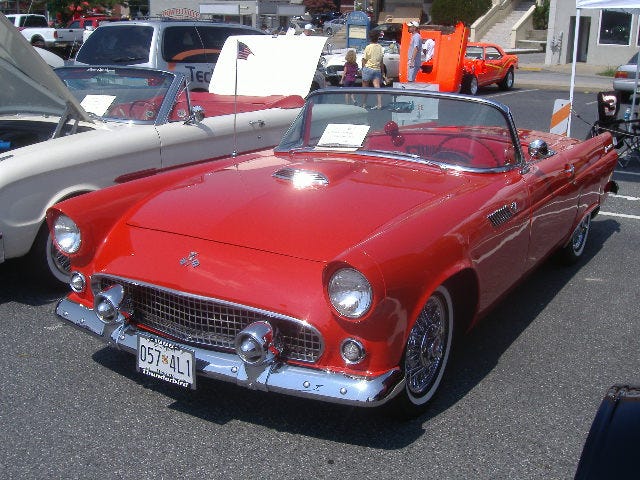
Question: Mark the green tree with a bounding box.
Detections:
[532,0,549,30]
[430,0,492,26]
[303,0,336,14]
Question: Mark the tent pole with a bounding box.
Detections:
[568,8,581,137]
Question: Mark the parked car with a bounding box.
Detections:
[0,17,327,285]
[4,13,59,48]
[50,87,618,417]
[311,11,341,27]
[462,42,518,95]
[613,52,640,101]
[74,19,265,90]
[322,41,400,86]
[34,46,64,67]
[370,22,403,43]
[56,15,121,49]
[322,15,347,36]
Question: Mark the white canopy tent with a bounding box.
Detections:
[569,0,640,136]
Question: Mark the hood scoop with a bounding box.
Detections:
[273,167,329,188]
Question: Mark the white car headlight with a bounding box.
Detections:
[328,268,372,319]
[53,214,81,254]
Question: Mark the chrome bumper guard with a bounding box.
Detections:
[56,297,405,407]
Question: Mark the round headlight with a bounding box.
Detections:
[53,214,81,254]
[328,268,372,319]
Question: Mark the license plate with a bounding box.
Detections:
[137,335,196,389]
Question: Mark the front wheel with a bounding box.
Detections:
[386,286,454,417]
[463,75,479,95]
[559,213,591,264]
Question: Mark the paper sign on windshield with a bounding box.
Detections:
[317,123,370,149]
[81,95,116,116]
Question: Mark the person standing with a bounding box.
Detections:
[407,21,422,82]
[361,30,383,109]
[339,49,359,105]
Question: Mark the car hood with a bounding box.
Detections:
[210,34,327,98]
[125,154,470,262]
[0,13,91,121]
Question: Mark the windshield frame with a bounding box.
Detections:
[275,88,525,173]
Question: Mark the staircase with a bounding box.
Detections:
[478,0,536,48]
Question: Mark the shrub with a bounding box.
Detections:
[431,0,492,26]
[533,0,550,30]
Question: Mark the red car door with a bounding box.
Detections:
[483,46,505,84]
[522,149,584,269]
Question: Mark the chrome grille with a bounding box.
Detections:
[94,275,323,363]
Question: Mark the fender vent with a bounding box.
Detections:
[488,203,517,228]
[273,167,329,187]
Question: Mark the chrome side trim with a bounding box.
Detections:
[56,297,404,407]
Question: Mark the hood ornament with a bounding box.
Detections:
[180,252,200,268]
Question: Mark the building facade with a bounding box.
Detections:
[546,0,638,66]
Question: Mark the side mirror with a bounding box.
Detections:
[528,139,555,159]
[186,105,204,124]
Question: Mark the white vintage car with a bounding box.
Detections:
[322,41,400,86]
[0,14,326,285]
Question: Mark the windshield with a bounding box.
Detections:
[276,89,522,170]
[55,67,176,123]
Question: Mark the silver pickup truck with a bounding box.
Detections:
[56,15,120,49]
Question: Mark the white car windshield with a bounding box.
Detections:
[55,67,178,123]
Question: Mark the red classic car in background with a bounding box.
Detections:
[462,42,519,95]
[50,88,618,417]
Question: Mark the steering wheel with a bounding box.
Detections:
[128,100,158,121]
[435,135,500,167]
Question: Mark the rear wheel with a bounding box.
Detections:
[30,36,46,49]
[559,213,591,264]
[386,286,454,418]
[498,67,514,90]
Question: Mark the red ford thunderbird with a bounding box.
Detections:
[49,88,618,416]
[463,42,519,95]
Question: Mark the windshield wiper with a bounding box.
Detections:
[110,56,147,62]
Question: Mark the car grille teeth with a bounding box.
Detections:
[487,203,517,227]
[93,275,323,363]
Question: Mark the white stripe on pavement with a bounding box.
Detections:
[599,211,640,220]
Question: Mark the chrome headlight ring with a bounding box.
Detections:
[53,214,81,254]
[328,267,372,319]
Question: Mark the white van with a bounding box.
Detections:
[74,19,264,90]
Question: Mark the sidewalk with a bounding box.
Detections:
[515,51,613,90]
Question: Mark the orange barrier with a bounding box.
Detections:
[399,22,468,92]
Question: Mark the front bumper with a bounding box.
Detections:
[56,297,405,407]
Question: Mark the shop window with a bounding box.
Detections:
[599,10,632,45]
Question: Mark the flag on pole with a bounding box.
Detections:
[237,42,253,60]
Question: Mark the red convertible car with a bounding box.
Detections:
[50,88,618,416]
[462,42,518,95]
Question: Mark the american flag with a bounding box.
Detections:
[237,41,253,60]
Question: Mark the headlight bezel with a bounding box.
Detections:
[53,214,81,254]
[327,267,373,320]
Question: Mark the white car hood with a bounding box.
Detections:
[210,34,326,97]
[0,13,90,121]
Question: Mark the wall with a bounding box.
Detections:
[546,0,638,66]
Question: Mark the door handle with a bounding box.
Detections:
[563,163,575,178]
[249,120,265,127]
